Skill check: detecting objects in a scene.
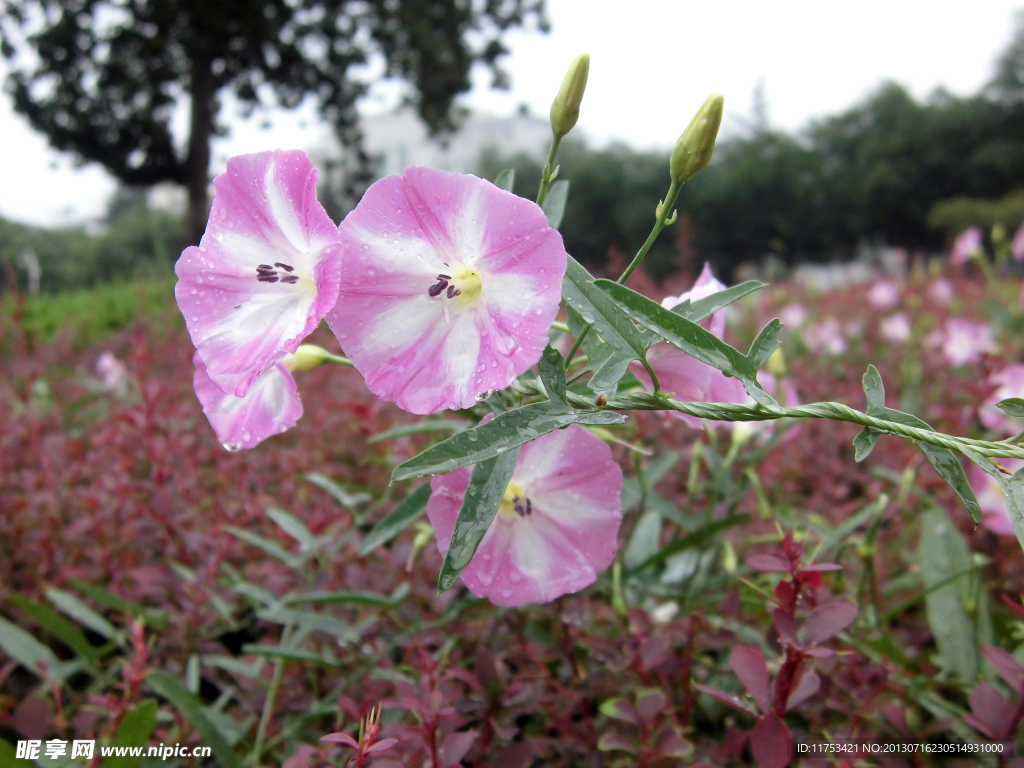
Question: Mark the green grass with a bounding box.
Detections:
[3,277,179,348]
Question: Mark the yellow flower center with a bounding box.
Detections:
[451,265,482,302]
[499,481,530,518]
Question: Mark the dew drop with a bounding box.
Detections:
[222,443,242,452]
[475,390,494,402]
[190,288,197,294]
[363,244,370,250]
[191,315,199,321]
[509,571,523,584]
[500,588,513,599]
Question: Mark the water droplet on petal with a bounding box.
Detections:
[475,390,494,402]
[222,443,242,452]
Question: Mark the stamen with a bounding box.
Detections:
[447,285,457,299]
[514,502,526,517]
[257,275,279,283]
[257,264,274,270]
[428,280,449,297]
[274,262,295,272]
[280,275,300,284]
[437,274,452,280]
[526,498,532,515]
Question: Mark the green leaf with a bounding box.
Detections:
[240,644,343,667]
[561,256,653,392]
[996,397,1024,418]
[745,319,783,370]
[223,526,306,571]
[866,404,982,525]
[493,168,515,192]
[146,672,239,768]
[202,655,266,678]
[285,591,396,608]
[594,279,778,408]
[267,507,316,551]
[626,516,750,576]
[542,179,569,229]
[45,587,119,640]
[0,740,15,765]
[673,280,766,323]
[538,345,567,405]
[566,307,629,395]
[391,401,625,481]
[0,615,70,681]
[438,447,521,592]
[862,365,886,413]
[303,473,373,508]
[368,420,468,444]
[918,507,987,681]
[853,428,880,462]
[623,510,662,569]
[69,580,170,628]
[105,699,157,768]
[9,594,102,661]
[360,483,432,555]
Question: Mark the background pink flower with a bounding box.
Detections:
[880,313,911,342]
[950,226,984,265]
[968,459,1024,537]
[175,150,342,397]
[1013,221,1024,261]
[427,424,622,607]
[806,317,847,356]
[940,318,996,366]
[927,278,954,304]
[630,263,747,429]
[867,279,900,310]
[981,364,1024,435]
[328,167,566,415]
[192,351,303,450]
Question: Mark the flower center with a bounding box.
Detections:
[427,264,482,303]
[255,262,300,285]
[499,481,532,519]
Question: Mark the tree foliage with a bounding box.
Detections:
[0,0,545,242]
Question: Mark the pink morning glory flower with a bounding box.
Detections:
[807,317,847,356]
[950,226,984,265]
[867,279,900,311]
[940,318,995,366]
[880,313,911,342]
[981,364,1024,436]
[778,303,807,328]
[967,459,1024,537]
[175,150,343,397]
[427,424,622,606]
[327,167,566,415]
[95,352,128,392]
[192,351,303,451]
[928,278,954,305]
[1013,222,1024,261]
[629,263,747,430]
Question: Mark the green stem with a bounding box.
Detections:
[322,352,354,367]
[565,177,683,368]
[536,135,563,208]
[551,321,571,334]
[251,623,292,766]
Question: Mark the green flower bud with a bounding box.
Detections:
[670,93,724,184]
[550,53,590,138]
[283,344,334,372]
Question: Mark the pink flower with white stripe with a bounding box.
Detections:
[950,226,984,265]
[940,318,996,366]
[867,279,900,310]
[192,351,303,450]
[175,150,342,397]
[629,262,747,430]
[427,424,622,606]
[327,167,566,414]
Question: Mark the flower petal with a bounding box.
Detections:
[175,150,342,396]
[329,167,566,414]
[192,351,302,450]
[427,424,622,606]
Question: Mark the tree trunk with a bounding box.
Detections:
[185,54,215,246]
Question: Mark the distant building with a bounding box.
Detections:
[353,106,552,177]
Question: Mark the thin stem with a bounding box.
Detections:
[550,320,571,334]
[251,623,292,766]
[565,177,683,368]
[321,352,354,367]
[535,134,562,208]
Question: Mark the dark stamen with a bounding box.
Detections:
[281,275,300,284]
[274,262,295,272]
[514,503,526,517]
[257,264,274,270]
[428,280,448,297]
[447,285,457,299]
[257,275,279,283]
[526,498,532,515]
[453,289,462,296]
[437,273,452,280]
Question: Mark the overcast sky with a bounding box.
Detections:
[2,0,1022,227]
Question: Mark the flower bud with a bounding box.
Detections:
[550,53,590,138]
[283,344,333,372]
[670,93,724,184]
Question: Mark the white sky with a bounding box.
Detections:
[1,0,1021,227]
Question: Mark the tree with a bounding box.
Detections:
[0,0,546,243]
